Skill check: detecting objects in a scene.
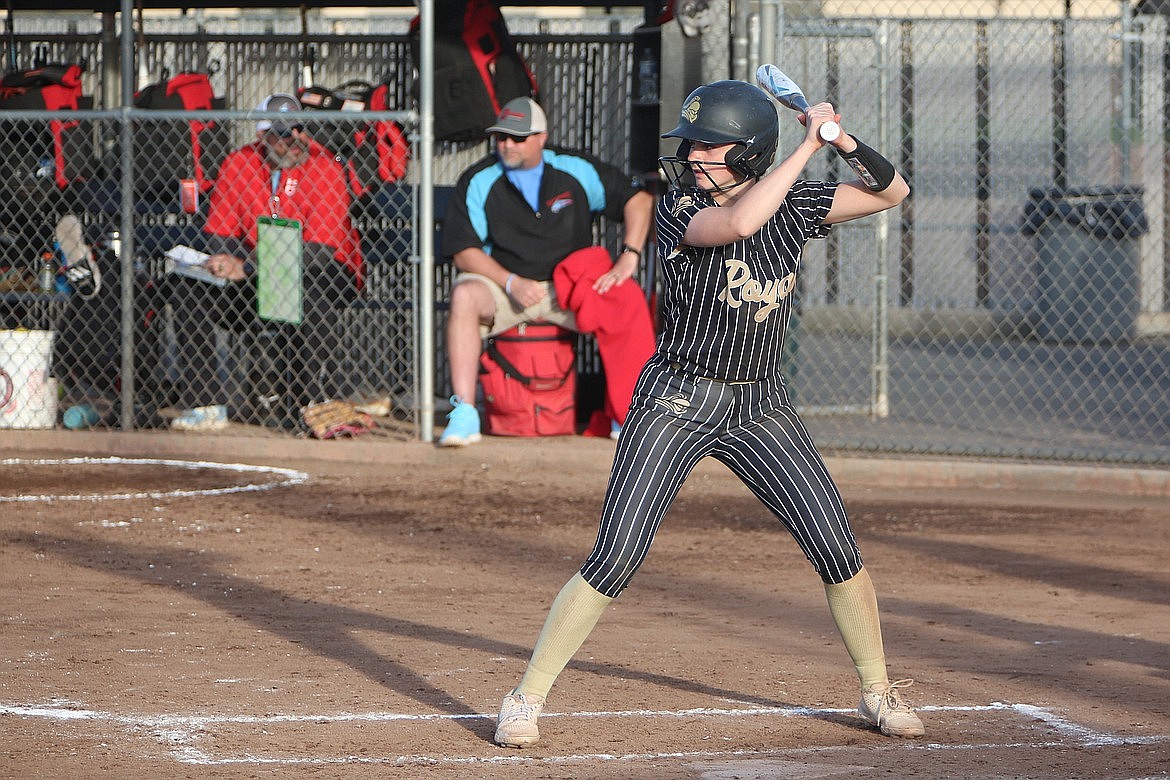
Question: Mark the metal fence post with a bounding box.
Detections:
[871,20,890,419]
[418,0,436,443]
[119,0,136,432]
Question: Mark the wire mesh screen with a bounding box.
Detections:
[2,4,1170,465]
[770,5,1170,464]
[421,33,639,411]
[0,109,417,434]
[0,29,635,438]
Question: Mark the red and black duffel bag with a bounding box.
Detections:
[0,62,91,188]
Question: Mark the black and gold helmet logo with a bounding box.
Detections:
[682,96,701,123]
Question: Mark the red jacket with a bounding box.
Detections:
[553,246,656,424]
[204,139,362,283]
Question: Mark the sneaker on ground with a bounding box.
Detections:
[858,678,924,737]
[437,396,481,447]
[494,690,544,748]
[609,419,621,441]
[171,404,228,432]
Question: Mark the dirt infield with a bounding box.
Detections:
[2,434,1168,779]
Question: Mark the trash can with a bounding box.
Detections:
[1021,186,1147,344]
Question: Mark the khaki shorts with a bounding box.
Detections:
[452,272,577,338]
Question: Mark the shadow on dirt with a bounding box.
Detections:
[8,530,829,740]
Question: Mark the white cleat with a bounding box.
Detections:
[494,690,545,748]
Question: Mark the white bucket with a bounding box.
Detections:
[0,329,57,429]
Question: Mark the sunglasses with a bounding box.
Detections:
[494,133,536,144]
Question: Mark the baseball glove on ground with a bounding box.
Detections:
[301,400,376,439]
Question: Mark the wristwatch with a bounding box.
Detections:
[619,243,642,259]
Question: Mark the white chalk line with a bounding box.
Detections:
[3,701,1165,767]
[0,456,308,502]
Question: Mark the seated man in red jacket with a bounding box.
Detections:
[169,93,360,431]
[439,97,656,446]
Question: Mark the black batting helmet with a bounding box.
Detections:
[662,80,779,181]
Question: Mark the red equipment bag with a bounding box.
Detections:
[132,69,230,198]
[298,79,409,198]
[133,70,231,199]
[479,322,576,436]
[358,82,410,188]
[0,62,92,188]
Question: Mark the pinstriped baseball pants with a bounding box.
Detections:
[580,355,864,598]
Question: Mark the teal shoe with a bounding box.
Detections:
[438,396,481,447]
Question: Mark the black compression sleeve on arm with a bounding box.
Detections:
[836,135,896,192]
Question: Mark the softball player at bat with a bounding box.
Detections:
[494,79,924,746]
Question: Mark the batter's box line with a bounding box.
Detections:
[3,701,1166,768]
[0,456,308,502]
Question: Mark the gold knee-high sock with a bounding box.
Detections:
[516,572,614,699]
[824,567,889,690]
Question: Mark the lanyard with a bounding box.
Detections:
[269,168,282,218]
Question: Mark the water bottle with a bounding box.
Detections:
[637,49,659,103]
[38,254,55,292]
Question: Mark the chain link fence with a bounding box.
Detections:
[770,1,1170,464]
[1,2,1168,464]
[0,22,635,439]
[0,107,419,433]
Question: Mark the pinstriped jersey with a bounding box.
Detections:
[655,180,837,382]
[442,145,639,281]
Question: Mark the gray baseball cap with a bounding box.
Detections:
[256,93,303,136]
[486,97,547,137]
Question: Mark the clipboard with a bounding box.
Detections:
[256,216,303,324]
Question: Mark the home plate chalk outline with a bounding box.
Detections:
[0,456,308,502]
[1,701,1165,768]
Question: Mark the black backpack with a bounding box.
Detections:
[409,0,539,142]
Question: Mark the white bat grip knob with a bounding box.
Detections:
[817,120,841,143]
